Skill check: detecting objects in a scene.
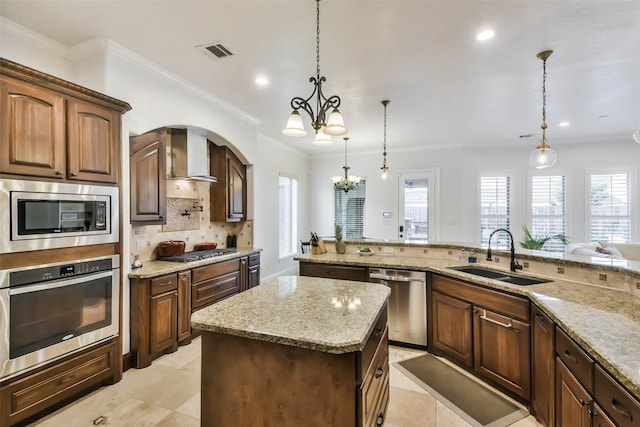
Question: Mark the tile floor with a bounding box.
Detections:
[30,339,542,426]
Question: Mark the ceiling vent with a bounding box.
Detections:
[519,133,535,139]
[201,43,233,60]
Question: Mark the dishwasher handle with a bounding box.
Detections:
[369,272,425,283]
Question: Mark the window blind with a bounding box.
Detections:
[480,176,510,248]
[278,175,298,258]
[530,175,566,252]
[334,181,366,239]
[589,173,630,243]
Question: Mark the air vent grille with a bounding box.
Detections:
[205,43,233,58]
[519,133,535,139]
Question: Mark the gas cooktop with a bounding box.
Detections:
[157,248,236,263]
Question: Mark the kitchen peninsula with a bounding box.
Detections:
[191,275,391,427]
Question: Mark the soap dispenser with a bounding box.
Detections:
[468,250,477,263]
[458,249,467,262]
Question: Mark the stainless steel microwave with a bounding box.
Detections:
[0,179,119,254]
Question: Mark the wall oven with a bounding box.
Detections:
[0,179,119,254]
[0,255,120,380]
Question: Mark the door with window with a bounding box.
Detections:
[398,171,438,241]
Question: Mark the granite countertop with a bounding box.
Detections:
[296,252,640,400]
[191,275,391,354]
[128,248,261,279]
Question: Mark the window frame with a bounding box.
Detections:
[334,179,366,239]
[527,172,568,252]
[478,173,513,249]
[278,173,298,260]
[586,168,634,243]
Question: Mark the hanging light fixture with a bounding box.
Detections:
[332,137,361,193]
[282,0,347,139]
[379,100,392,182]
[530,50,557,169]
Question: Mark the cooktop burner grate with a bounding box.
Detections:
[157,248,236,263]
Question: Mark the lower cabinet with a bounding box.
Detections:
[431,291,473,368]
[0,339,118,426]
[299,261,369,282]
[531,304,556,427]
[247,253,260,289]
[192,259,241,310]
[177,271,192,344]
[555,357,592,427]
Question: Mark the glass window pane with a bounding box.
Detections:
[335,181,366,239]
[403,178,429,241]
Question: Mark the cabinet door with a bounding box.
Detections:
[177,271,192,344]
[67,99,119,183]
[192,271,241,310]
[555,358,592,427]
[130,132,167,224]
[0,76,66,178]
[473,307,531,401]
[149,291,178,356]
[210,145,246,222]
[532,305,555,426]
[227,152,246,221]
[592,402,617,427]
[431,291,473,368]
[248,265,260,289]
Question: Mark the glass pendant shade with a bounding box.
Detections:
[324,109,348,136]
[282,111,308,137]
[379,165,392,182]
[529,145,557,169]
[312,127,334,145]
[633,124,640,144]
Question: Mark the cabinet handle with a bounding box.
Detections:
[588,408,596,417]
[158,215,164,219]
[157,281,173,287]
[55,170,64,175]
[611,398,633,420]
[578,398,587,407]
[56,374,76,386]
[480,310,513,328]
[374,327,383,338]
[375,366,384,379]
[563,349,578,363]
[376,413,384,426]
[71,172,78,177]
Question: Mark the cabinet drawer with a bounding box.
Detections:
[300,262,369,282]
[555,327,593,393]
[249,253,260,267]
[360,328,389,427]
[432,275,529,322]
[192,259,240,283]
[359,306,388,382]
[191,271,240,310]
[595,365,640,427]
[150,274,177,296]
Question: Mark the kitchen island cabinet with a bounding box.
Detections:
[191,275,391,427]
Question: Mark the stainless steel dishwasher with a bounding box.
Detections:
[369,268,427,347]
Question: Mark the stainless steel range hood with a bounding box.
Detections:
[169,128,218,182]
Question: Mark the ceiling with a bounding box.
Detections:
[2,0,639,155]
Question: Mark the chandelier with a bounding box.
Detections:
[529,50,557,169]
[332,137,360,193]
[379,100,392,181]
[282,0,347,143]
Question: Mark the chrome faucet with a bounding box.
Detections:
[486,228,522,273]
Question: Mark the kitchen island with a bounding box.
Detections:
[191,275,391,427]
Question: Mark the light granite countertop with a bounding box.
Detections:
[191,275,391,354]
[128,248,261,279]
[295,252,640,400]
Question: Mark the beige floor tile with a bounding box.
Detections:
[174,391,201,419]
[180,356,202,375]
[109,363,181,397]
[154,342,201,369]
[155,411,200,427]
[436,400,473,427]
[130,369,200,410]
[389,345,426,364]
[100,398,173,426]
[389,364,428,394]
[508,415,543,427]
[384,386,436,427]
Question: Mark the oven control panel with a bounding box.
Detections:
[7,256,117,287]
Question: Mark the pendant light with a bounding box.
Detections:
[332,137,361,193]
[529,50,557,169]
[282,0,347,140]
[379,100,392,182]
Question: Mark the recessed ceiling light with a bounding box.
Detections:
[559,121,570,127]
[255,76,269,86]
[476,30,495,41]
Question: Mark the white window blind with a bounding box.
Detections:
[278,175,298,258]
[334,181,366,239]
[480,176,510,248]
[589,173,630,243]
[530,175,566,252]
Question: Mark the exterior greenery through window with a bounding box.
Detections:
[480,176,510,248]
[278,174,298,258]
[334,180,366,239]
[589,172,631,243]
[529,175,567,252]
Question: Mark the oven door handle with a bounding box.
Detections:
[9,270,114,295]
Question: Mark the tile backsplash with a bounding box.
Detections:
[131,180,253,262]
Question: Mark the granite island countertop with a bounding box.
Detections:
[295,252,640,400]
[191,275,391,354]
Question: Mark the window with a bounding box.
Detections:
[335,181,366,239]
[530,175,566,252]
[589,172,630,243]
[278,174,298,258]
[480,176,511,248]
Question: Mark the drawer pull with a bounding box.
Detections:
[376,413,384,426]
[157,281,173,287]
[56,374,76,387]
[374,327,384,338]
[480,310,512,328]
[563,349,578,363]
[375,366,384,379]
[611,398,633,421]
[578,398,587,407]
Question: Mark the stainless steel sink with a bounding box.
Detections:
[448,266,550,286]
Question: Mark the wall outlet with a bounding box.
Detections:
[557,267,565,274]
[599,274,607,281]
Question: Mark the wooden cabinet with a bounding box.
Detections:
[0,339,117,426]
[247,253,260,289]
[149,288,178,356]
[191,259,241,310]
[431,291,473,368]
[594,365,640,427]
[591,402,617,427]
[531,304,555,427]
[177,271,192,344]
[0,59,130,183]
[430,274,531,402]
[130,130,167,224]
[555,358,592,427]
[299,262,369,282]
[210,144,246,222]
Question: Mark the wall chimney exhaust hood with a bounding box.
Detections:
[169,128,218,182]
